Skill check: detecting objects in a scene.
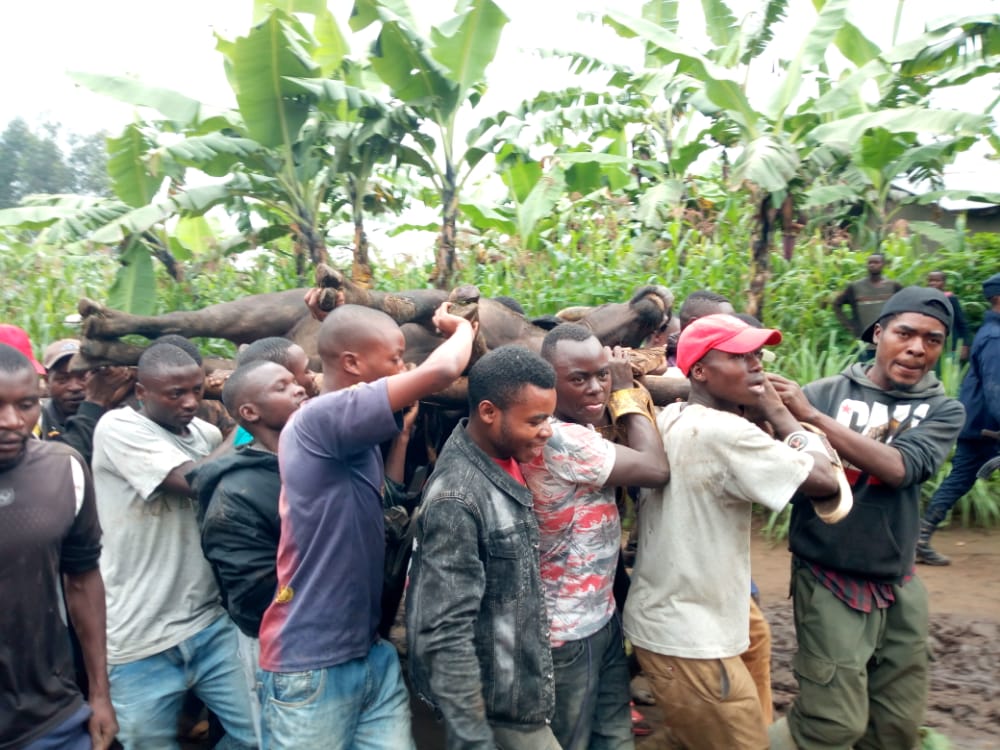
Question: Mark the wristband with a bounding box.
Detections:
[786,425,854,524]
[784,430,830,458]
[607,387,655,427]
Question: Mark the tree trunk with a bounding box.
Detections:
[430,165,458,290]
[352,217,373,289]
[746,196,774,319]
[780,194,796,261]
[293,202,329,271]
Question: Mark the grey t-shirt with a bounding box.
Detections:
[92,407,223,663]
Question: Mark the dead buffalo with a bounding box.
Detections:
[76,264,675,373]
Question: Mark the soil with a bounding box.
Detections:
[633,524,1000,750]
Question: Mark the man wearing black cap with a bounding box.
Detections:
[917,272,1000,565]
[768,287,965,750]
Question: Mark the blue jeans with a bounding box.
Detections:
[108,615,257,749]
[550,616,634,750]
[924,439,998,526]
[259,638,415,750]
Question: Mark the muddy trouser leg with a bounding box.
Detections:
[741,596,773,726]
[786,565,878,750]
[635,647,767,750]
[855,577,929,750]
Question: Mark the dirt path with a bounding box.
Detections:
[636,526,1000,749]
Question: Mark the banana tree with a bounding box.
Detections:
[605,0,995,316]
[345,0,510,288]
[1,7,416,309]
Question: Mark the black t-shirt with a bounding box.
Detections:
[0,439,101,749]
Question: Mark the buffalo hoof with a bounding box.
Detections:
[79,297,114,339]
[448,285,482,324]
[448,285,481,306]
[316,288,342,313]
[79,337,144,367]
[316,263,345,290]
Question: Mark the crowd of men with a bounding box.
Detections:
[2,264,998,750]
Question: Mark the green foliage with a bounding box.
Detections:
[919,726,952,750]
[0,230,305,361]
[0,234,116,346]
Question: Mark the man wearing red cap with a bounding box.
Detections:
[624,314,844,749]
[0,324,46,375]
[768,286,965,749]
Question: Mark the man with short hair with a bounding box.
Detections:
[407,345,559,750]
[92,344,257,748]
[831,253,902,356]
[237,336,318,395]
[917,272,1000,565]
[258,302,474,749]
[39,339,86,438]
[769,286,966,749]
[231,337,318,448]
[677,289,734,330]
[0,343,118,749]
[189,359,308,746]
[149,335,238,438]
[193,360,307,635]
[525,323,669,750]
[625,315,842,749]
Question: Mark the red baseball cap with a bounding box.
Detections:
[0,324,46,374]
[676,314,782,376]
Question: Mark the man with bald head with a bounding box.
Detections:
[92,343,257,747]
[258,303,475,749]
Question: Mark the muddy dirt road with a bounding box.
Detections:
[634,525,1000,750]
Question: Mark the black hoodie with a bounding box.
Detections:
[789,363,964,583]
[188,445,281,637]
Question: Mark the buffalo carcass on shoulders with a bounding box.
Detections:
[75,263,688,406]
[77,263,678,373]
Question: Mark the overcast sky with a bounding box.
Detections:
[5,0,997,135]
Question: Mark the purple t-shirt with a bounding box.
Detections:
[259,379,400,672]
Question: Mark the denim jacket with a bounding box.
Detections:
[407,420,554,749]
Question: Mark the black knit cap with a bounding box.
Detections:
[861,286,953,343]
[983,272,1000,300]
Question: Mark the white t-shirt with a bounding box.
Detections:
[521,419,617,645]
[624,403,813,659]
[92,407,223,663]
